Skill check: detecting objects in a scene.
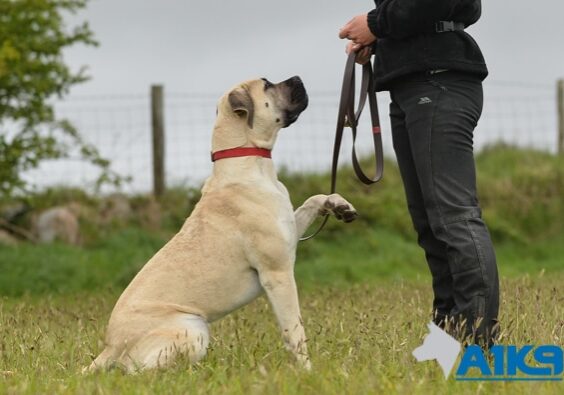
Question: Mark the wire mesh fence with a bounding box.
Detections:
[20,79,560,193]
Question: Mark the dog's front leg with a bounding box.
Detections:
[258,269,311,370]
[294,194,357,238]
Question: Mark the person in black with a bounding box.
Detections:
[339,0,499,346]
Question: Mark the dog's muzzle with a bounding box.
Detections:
[282,76,308,127]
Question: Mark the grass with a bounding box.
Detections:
[1,225,563,297]
[0,276,562,394]
[0,228,165,296]
[0,146,562,393]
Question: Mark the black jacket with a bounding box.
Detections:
[367,0,488,91]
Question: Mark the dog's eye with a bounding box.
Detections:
[261,78,273,90]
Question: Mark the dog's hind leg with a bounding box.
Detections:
[294,194,357,238]
[124,314,210,372]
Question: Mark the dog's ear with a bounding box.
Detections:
[228,87,254,129]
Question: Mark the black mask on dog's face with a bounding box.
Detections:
[261,76,309,128]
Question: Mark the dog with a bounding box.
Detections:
[85,76,357,373]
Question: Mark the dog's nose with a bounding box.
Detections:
[283,76,307,104]
[284,76,304,88]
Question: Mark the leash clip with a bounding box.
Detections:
[344,116,358,129]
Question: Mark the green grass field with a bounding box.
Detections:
[0,276,562,394]
[0,146,563,394]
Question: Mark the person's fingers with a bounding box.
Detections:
[355,37,368,46]
[357,49,365,61]
[346,41,364,54]
[354,47,372,65]
[338,23,350,39]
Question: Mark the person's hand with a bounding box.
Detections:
[346,41,372,65]
[339,14,377,47]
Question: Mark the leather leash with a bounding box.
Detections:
[300,51,384,241]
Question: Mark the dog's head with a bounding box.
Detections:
[213,76,308,152]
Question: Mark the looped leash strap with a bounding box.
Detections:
[300,51,384,241]
[340,51,384,188]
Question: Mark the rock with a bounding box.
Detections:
[34,206,80,245]
[139,197,162,230]
[0,229,18,246]
[0,203,30,222]
[100,194,132,224]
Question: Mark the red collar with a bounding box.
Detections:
[211,147,272,162]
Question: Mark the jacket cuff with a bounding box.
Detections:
[367,9,383,38]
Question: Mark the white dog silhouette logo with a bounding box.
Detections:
[413,322,462,378]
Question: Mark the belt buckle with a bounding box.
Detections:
[435,21,454,33]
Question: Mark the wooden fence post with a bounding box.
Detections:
[558,79,564,155]
[151,84,165,197]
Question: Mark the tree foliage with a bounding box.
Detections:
[0,0,124,197]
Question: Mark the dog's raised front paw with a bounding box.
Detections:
[320,194,357,223]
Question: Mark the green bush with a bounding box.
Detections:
[0,145,562,296]
[283,145,563,243]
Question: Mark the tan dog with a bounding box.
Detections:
[85,76,357,373]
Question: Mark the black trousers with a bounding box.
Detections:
[389,71,499,343]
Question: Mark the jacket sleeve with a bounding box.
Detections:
[367,0,473,40]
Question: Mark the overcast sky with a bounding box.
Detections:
[64,0,564,98]
[26,0,560,191]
